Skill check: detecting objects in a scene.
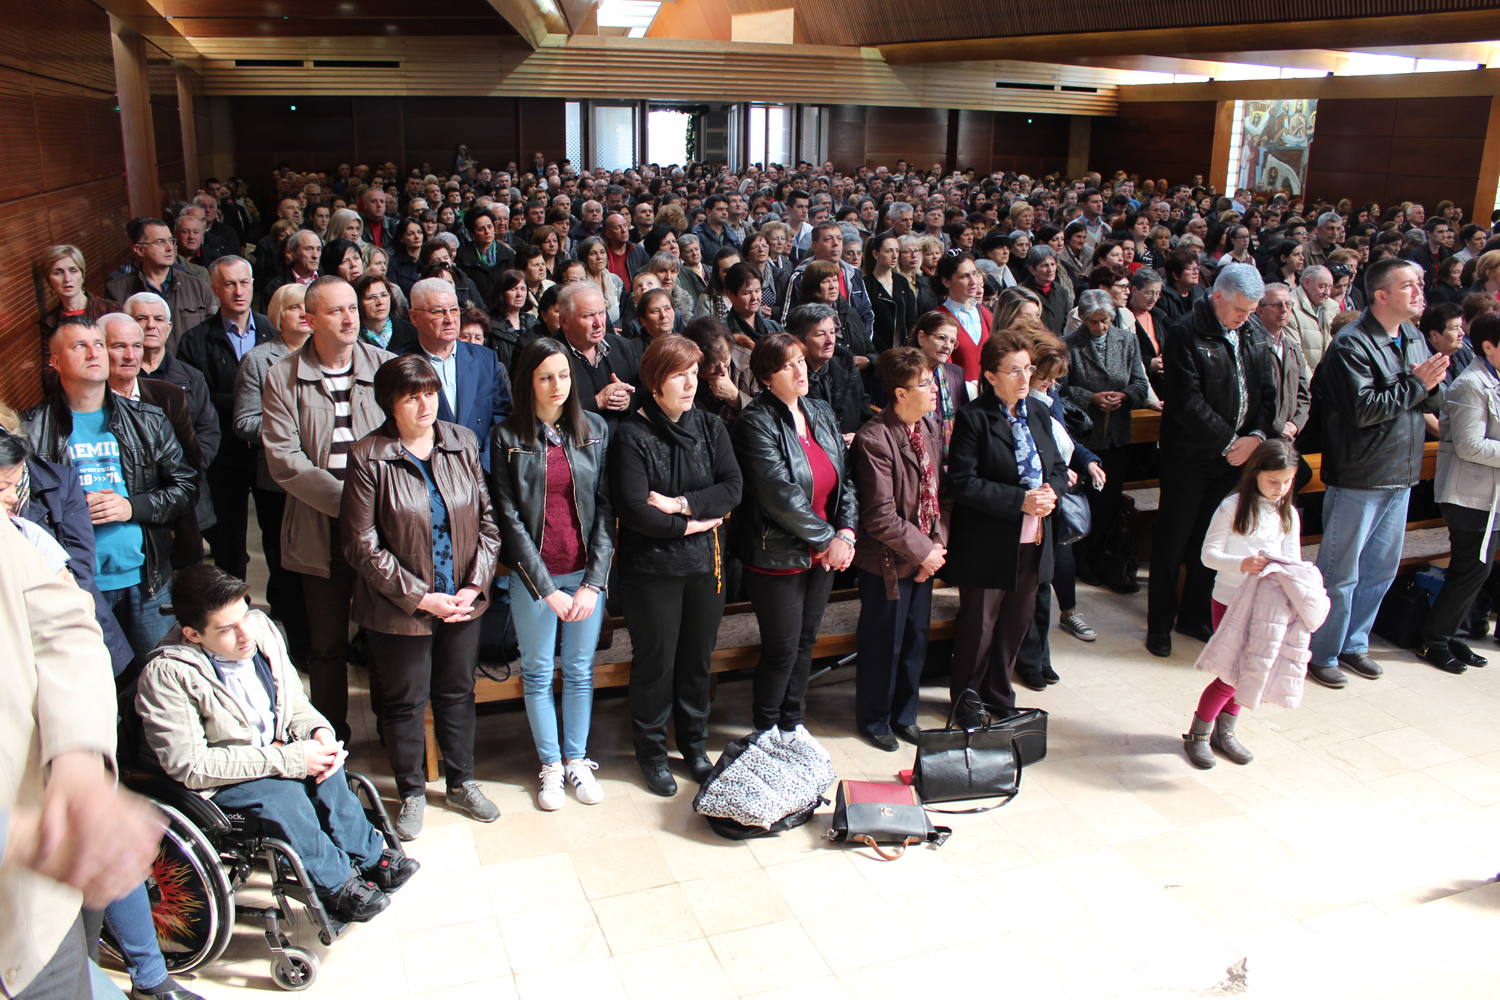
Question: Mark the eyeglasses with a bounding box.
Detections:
[136,238,176,249]
[1000,365,1036,380]
[417,306,462,318]
[900,378,935,391]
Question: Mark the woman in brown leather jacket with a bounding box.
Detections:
[341,355,502,841]
[849,347,950,750]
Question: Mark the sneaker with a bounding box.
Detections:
[1059,611,1096,641]
[446,780,500,822]
[319,874,389,923]
[537,762,567,811]
[783,724,831,759]
[394,794,425,841]
[362,848,420,893]
[132,976,205,1000]
[565,759,605,805]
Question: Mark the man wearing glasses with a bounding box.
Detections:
[108,217,216,350]
[400,279,511,472]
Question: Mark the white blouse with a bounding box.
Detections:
[1201,494,1302,607]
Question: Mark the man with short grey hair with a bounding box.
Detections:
[400,278,510,471]
[1147,264,1277,657]
[558,283,640,426]
[878,201,915,242]
[1302,211,1344,270]
[1290,264,1337,368]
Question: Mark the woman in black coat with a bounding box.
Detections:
[730,333,858,744]
[611,335,743,797]
[863,233,917,352]
[944,330,1070,718]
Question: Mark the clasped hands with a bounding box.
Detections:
[417,585,484,623]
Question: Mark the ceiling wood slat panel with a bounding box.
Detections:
[169,18,518,37]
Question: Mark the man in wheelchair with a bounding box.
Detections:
[135,564,418,923]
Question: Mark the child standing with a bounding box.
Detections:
[1184,440,1307,769]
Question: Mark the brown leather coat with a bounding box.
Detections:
[340,420,501,635]
[850,407,951,598]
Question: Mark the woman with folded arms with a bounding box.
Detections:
[489,337,614,811]
[851,347,949,751]
[342,355,502,841]
[730,333,857,745]
[944,331,1070,719]
[612,335,743,795]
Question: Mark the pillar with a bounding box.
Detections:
[1209,100,1236,196]
[176,64,201,195]
[111,16,157,217]
[1472,96,1500,225]
[1067,115,1091,179]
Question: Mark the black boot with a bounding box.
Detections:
[639,758,677,796]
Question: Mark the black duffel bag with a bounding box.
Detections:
[912,691,1042,809]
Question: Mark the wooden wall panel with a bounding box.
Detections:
[1305,96,1490,217]
[1092,100,1216,186]
[992,111,1070,178]
[517,97,566,167]
[0,8,130,412]
[955,109,994,176]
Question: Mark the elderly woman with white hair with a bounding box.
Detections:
[1064,288,1151,593]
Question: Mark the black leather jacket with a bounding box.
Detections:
[729,392,858,570]
[22,391,198,595]
[1159,297,1277,462]
[488,412,615,600]
[1312,310,1443,490]
[806,346,871,435]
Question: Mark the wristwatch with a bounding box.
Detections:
[678,495,689,515]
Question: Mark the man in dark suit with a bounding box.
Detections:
[177,256,272,580]
[405,279,512,471]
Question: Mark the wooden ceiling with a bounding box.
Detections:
[149,0,520,39]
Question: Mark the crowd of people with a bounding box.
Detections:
[7,145,1500,997]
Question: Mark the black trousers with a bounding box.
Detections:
[744,568,836,731]
[620,570,725,762]
[855,568,933,736]
[1422,518,1500,646]
[368,616,482,798]
[1084,446,1130,566]
[1015,579,1054,681]
[951,544,1042,711]
[1147,452,1240,637]
[302,519,356,742]
[203,453,254,581]
[252,485,310,661]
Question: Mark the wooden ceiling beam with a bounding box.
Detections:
[879,11,1500,65]
[169,17,520,37]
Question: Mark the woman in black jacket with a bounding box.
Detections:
[612,335,744,796]
[730,333,857,743]
[863,233,917,352]
[487,268,540,370]
[944,330,1070,719]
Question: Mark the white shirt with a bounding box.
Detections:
[426,347,459,415]
[210,651,276,747]
[1201,494,1303,607]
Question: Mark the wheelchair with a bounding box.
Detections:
[102,768,403,992]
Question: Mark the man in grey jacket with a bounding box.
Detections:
[137,564,415,924]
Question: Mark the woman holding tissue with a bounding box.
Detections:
[943,331,1071,721]
[341,355,503,840]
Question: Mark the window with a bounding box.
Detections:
[799,106,823,165]
[748,104,790,170]
[565,101,582,171]
[647,108,691,167]
[592,104,637,172]
[1225,99,1245,194]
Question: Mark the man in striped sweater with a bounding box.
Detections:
[263,275,394,740]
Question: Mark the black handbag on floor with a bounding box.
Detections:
[826,780,950,860]
[912,691,1042,809]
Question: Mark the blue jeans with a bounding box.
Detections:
[102,884,167,990]
[511,569,604,764]
[1309,485,1410,668]
[101,580,174,663]
[212,775,384,893]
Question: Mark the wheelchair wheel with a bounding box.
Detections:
[130,801,236,974]
[270,947,318,991]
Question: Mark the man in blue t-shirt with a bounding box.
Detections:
[22,318,197,662]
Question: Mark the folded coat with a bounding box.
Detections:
[1194,557,1330,710]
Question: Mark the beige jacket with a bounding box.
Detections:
[1288,284,1338,369]
[0,515,116,995]
[262,339,393,576]
[135,610,330,793]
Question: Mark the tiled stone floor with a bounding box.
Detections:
[110,560,1500,999]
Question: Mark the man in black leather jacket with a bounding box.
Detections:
[1305,258,1449,688]
[1146,265,1277,657]
[23,319,197,661]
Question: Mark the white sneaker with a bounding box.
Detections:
[786,725,831,759]
[565,759,604,805]
[537,762,566,811]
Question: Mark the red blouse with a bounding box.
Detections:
[539,443,586,576]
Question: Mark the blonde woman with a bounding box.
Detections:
[579,236,625,324]
[36,245,118,392]
[361,243,410,318]
[327,207,364,243]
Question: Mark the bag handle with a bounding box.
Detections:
[853,835,919,860]
[943,688,993,732]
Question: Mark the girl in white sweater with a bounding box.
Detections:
[1184,439,1302,769]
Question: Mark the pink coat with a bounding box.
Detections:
[1194,558,1330,710]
